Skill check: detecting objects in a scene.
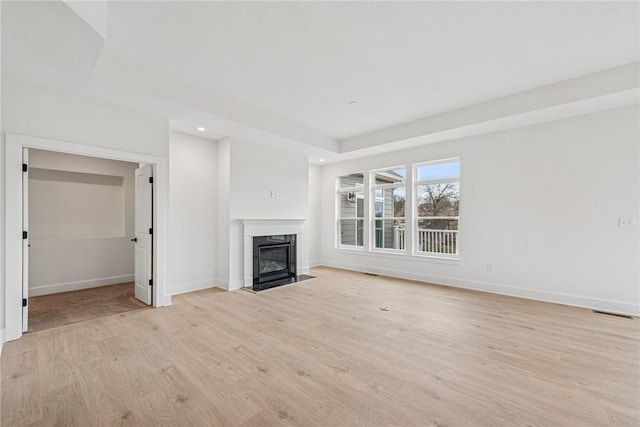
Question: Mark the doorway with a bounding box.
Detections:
[23,148,151,332]
[4,133,169,342]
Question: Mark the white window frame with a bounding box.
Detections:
[413,158,460,258]
[336,173,365,249]
[370,166,406,253]
[373,192,384,248]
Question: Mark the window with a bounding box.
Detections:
[371,167,406,251]
[337,173,364,247]
[335,158,460,258]
[414,159,460,256]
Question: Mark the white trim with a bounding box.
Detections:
[240,219,306,288]
[212,279,230,291]
[370,247,409,256]
[321,261,639,316]
[4,133,171,342]
[415,177,459,185]
[335,247,462,265]
[28,275,135,297]
[228,279,245,291]
[410,252,461,264]
[214,279,228,290]
[0,329,5,356]
[298,265,311,275]
[241,219,306,235]
[336,244,365,251]
[170,279,223,296]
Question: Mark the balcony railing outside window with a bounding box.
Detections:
[393,228,458,255]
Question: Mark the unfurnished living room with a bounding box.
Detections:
[0,1,638,426]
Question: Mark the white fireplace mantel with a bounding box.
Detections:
[240,219,307,288]
[241,219,306,237]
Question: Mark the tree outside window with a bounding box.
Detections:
[415,160,460,255]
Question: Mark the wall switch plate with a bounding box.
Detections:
[619,217,636,227]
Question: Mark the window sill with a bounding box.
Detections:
[334,247,461,266]
[371,248,405,256]
[336,245,365,252]
[411,252,461,265]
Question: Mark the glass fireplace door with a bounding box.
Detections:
[258,244,291,283]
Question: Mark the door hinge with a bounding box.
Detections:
[23,231,28,239]
[148,279,153,287]
[149,228,153,235]
[22,298,27,307]
[22,163,28,172]
[149,176,154,184]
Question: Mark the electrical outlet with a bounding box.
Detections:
[619,217,636,227]
[486,263,494,272]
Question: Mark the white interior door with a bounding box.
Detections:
[22,148,29,332]
[134,165,153,305]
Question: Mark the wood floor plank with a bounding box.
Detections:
[2,267,638,426]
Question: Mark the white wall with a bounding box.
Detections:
[168,131,219,294]
[229,139,309,220]
[1,1,4,349]
[2,75,168,157]
[27,150,137,296]
[307,164,322,266]
[224,138,310,289]
[1,75,169,338]
[216,138,231,289]
[319,105,640,315]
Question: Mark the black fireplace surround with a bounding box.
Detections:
[253,234,297,291]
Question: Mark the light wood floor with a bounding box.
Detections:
[28,282,149,333]
[2,267,638,426]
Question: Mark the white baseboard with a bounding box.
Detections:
[29,275,135,297]
[170,279,224,296]
[212,279,241,291]
[322,260,640,316]
[308,260,323,268]
[0,328,5,356]
[298,265,311,275]
[155,293,173,307]
[228,279,245,291]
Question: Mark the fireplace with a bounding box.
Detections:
[241,219,312,292]
[253,234,296,291]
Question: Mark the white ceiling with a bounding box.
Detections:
[2,1,639,161]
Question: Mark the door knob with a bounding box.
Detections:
[131,238,137,242]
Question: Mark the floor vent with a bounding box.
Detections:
[593,310,633,319]
[364,272,379,277]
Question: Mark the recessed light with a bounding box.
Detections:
[197,126,206,132]
[348,101,359,107]
[319,158,325,162]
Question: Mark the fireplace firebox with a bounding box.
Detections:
[253,234,296,291]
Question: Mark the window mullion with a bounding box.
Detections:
[414,177,459,186]
[363,171,371,250]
